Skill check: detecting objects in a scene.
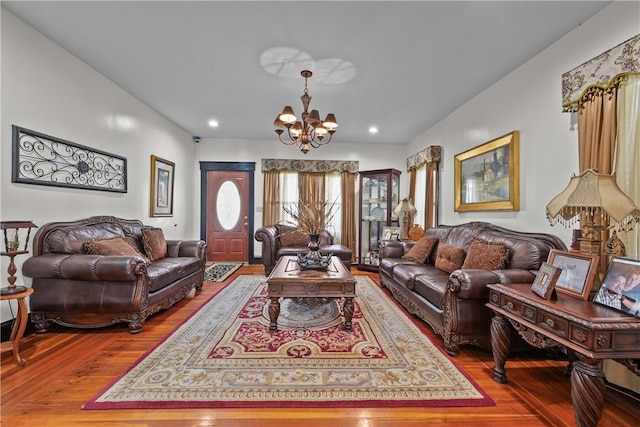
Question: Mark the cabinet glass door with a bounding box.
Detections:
[358,169,401,271]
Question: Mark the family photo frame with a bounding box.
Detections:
[454,131,519,212]
[149,155,175,217]
[593,257,640,318]
[382,226,401,241]
[531,262,562,300]
[547,249,599,300]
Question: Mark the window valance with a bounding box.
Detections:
[261,159,359,174]
[562,34,640,112]
[406,146,441,171]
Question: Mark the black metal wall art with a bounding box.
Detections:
[12,125,127,193]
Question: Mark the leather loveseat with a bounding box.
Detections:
[379,221,566,355]
[255,224,352,275]
[23,216,207,333]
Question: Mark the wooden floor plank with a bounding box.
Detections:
[1,265,638,426]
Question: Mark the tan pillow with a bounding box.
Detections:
[462,238,509,271]
[279,226,309,247]
[434,243,466,274]
[402,237,438,263]
[141,227,167,261]
[83,237,149,263]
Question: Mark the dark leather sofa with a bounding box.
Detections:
[379,221,566,355]
[22,216,207,333]
[254,224,352,275]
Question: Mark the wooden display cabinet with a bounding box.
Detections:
[358,169,400,272]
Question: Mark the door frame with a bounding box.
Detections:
[199,161,255,265]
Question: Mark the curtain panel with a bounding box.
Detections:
[406,146,441,230]
[562,34,640,113]
[260,159,358,247]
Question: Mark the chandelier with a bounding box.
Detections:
[274,70,338,154]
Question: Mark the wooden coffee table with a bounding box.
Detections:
[266,255,357,332]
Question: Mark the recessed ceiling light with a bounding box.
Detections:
[208,119,219,127]
[369,126,378,134]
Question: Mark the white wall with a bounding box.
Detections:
[0,10,198,321]
[408,1,640,248]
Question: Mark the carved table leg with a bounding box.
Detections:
[343,297,354,332]
[570,355,606,427]
[269,296,280,333]
[490,313,512,384]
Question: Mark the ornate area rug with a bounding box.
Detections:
[83,276,494,409]
[203,262,243,282]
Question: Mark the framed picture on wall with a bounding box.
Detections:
[454,131,519,212]
[150,155,175,217]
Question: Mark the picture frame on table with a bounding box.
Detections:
[531,262,562,300]
[382,226,401,241]
[593,257,640,317]
[454,130,519,212]
[547,249,599,300]
[150,155,175,217]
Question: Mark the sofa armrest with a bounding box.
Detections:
[167,240,207,262]
[379,240,415,258]
[492,269,537,284]
[255,225,279,268]
[447,269,502,299]
[23,253,147,281]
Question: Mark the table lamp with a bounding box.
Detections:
[393,198,417,240]
[1,221,38,295]
[545,169,640,256]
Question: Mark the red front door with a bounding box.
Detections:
[206,170,250,262]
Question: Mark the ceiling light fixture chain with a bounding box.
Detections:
[274,70,337,154]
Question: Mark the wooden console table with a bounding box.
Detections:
[267,255,357,332]
[1,287,34,367]
[486,283,640,427]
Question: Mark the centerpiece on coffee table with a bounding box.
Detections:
[281,199,337,270]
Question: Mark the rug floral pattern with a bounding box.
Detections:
[84,276,493,408]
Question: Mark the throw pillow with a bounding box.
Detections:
[434,243,466,274]
[401,236,438,263]
[83,237,149,263]
[141,227,167,261]
[279,225,309,247]
[462,238,510,271]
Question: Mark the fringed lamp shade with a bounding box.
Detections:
[546,169,640,238]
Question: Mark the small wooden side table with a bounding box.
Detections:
[1,287,34,367]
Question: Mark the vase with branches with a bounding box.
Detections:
[280,199,338,270]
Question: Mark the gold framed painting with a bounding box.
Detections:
[150,155,175,217]
[454,131,519,212]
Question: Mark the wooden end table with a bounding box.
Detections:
[266,255,357,332]
[486,283,640,427]
[1,287,34,367]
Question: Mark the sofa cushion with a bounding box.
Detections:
[434,243,466,274]
[141,227,167,261]
[402,236,438,263]
[462,238,509,270]
[146,257,202,292]
[279,226,309,247]
[414,271,451,309]
[83,237,149,263]
[48,224,124,254]
[391,264,434,291]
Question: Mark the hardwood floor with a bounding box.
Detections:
[2,265,638,426]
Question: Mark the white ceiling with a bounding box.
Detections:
[2,1,611,145]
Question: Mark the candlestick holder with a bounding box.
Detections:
[1,221,38,295]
